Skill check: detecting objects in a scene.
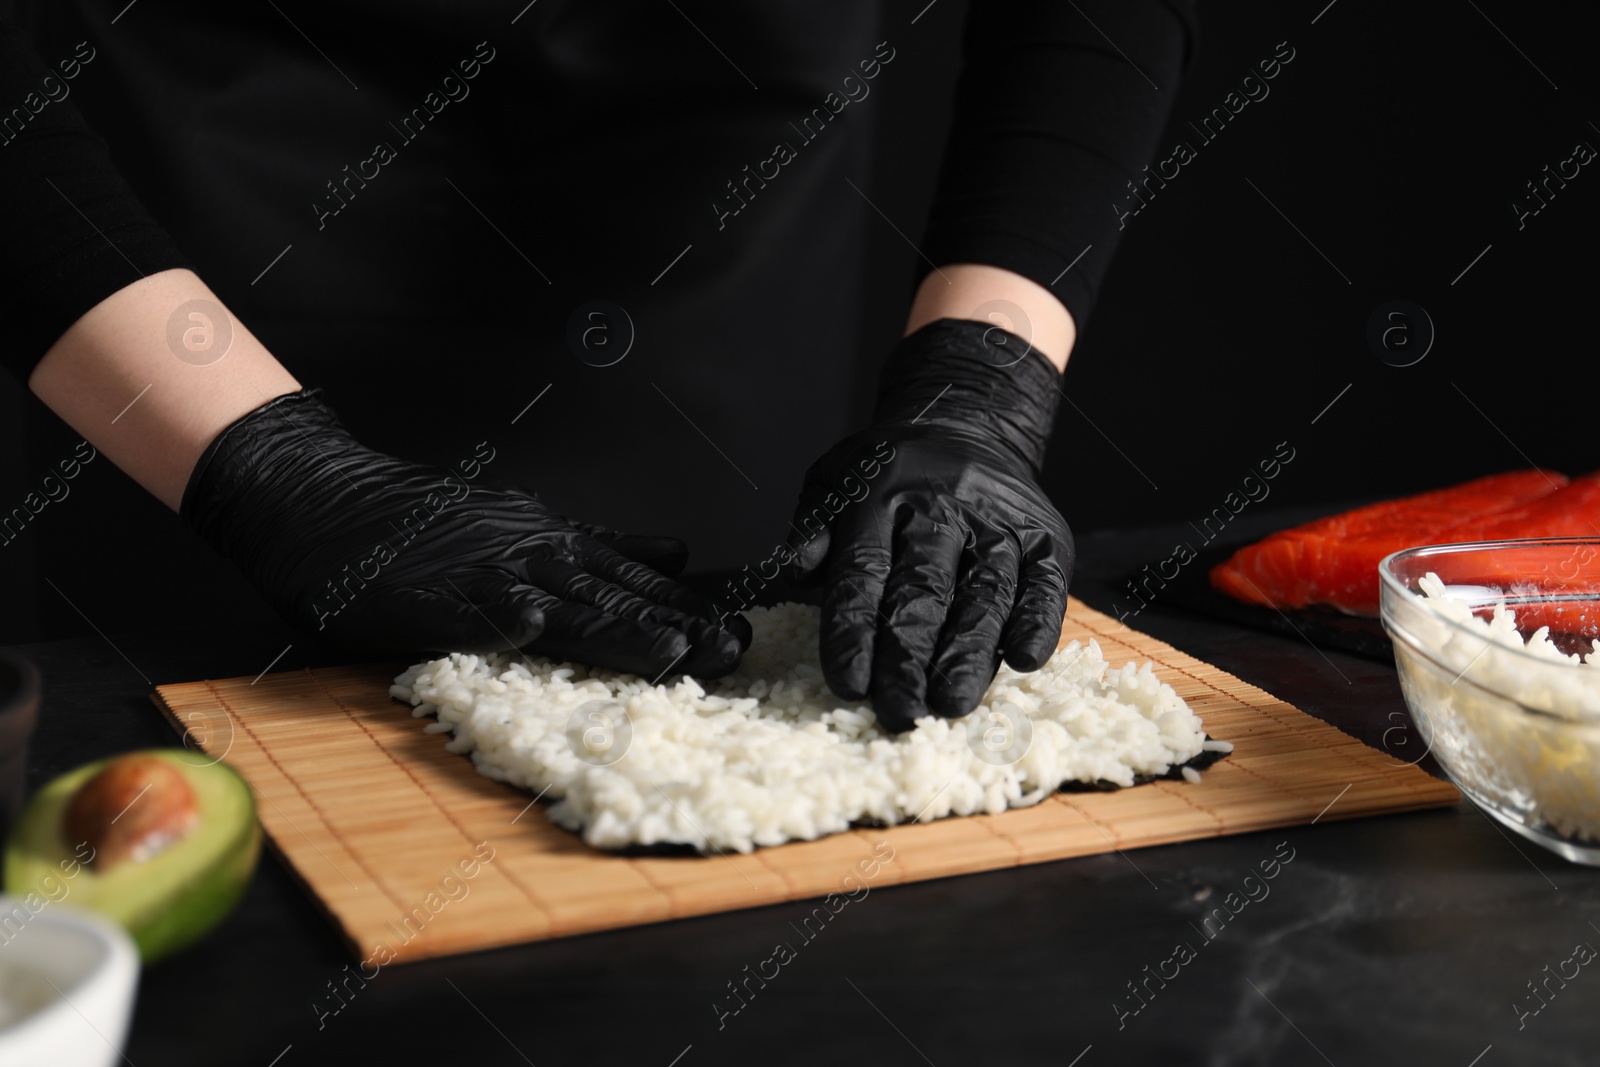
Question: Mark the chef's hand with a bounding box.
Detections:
[785,319,1072,732]
[181,388,749,677]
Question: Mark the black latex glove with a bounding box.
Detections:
[181,389,749,677]
[785,319,1073,732]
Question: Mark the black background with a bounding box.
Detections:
[3,0,1597,646]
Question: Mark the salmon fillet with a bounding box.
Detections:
[1499,600,1600,643]
[1209,469,1568,615]
[1428,473,1600,635]
[1432,471,1600,543]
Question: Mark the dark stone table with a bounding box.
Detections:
[12,505,1597,1066]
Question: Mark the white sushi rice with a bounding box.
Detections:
[390,603,1214,853]
[1415,571,1600,702]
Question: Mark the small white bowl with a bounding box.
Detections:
[0,899,139,1067]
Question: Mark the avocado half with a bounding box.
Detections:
[5,749,261,963]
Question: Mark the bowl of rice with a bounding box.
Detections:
[1379,538,1600,865]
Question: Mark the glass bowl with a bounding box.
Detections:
[1380,538,1600,865]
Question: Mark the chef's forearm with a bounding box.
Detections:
[904,263,1076,372]
[0,21,289,510]
[28,269,301,511]
[916,0,1196,336]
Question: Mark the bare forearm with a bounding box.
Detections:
[27,269,301,511]
[904,263,1075,372]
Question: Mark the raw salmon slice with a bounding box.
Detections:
[1209,469,1567,615]
[1420,473,1600,633]
[1498,599,1600,645]
[1433,471,1600,544]
[1428,539,1600,641]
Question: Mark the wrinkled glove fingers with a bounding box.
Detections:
[518,585,696,679]
[784,505,833,586]
[818,511,894,703]
[572,522,690,577]
[870,512,966,732]
[927,533,1018,717]
[576,552,745,676]
[999,535,1070,672]
[581,541,752,654]
[351,579,545,656]
[784,438,874,584]
[525,557,741,678]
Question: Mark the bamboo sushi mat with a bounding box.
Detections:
[151,598,1458,964]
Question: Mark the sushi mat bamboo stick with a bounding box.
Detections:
[150,598,1459,964]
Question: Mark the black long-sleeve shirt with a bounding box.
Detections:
[0,0,1194,383]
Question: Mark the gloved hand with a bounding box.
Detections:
[785,319,1073,732]
[181,389,749,677]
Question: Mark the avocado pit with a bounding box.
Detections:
[62,754,201,870]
